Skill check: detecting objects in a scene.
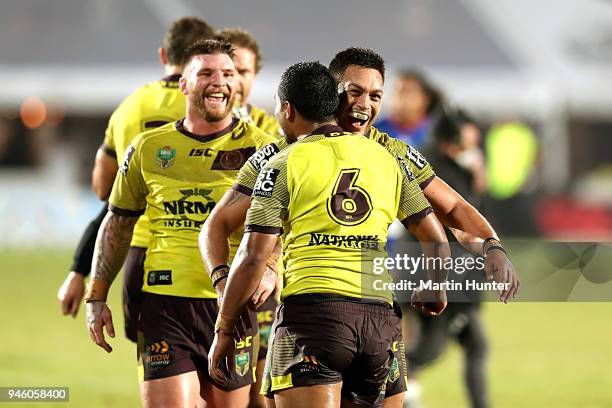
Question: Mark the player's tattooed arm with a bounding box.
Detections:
[85,211,137,354]
[86,212,137,300]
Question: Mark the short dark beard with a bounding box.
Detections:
[190,91,235,123]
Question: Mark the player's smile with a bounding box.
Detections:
[204,90,229,111]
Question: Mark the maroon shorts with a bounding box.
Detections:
[257,296,278,361]
[261,295,405,407]
[122,246,146,343]
[137,292,258,390]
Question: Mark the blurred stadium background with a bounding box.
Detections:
[1,0,611,407]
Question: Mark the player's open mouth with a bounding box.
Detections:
[348,111,369,127]
[205,92,228,108]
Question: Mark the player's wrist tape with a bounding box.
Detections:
[84,279,110,302]
[266,251,280,275]
[214,313,238,339]
[483,238,506,256]
[211,265,230,288]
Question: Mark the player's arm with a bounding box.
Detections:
[57,204,107,317]
[423,177,519,302]
[209,158,288,384]
[85,211,138,353]
[92,144,118,200]
[389,138,518,302]
[85,143,147,353]
[199,152,280,308]
[396,158,451,316]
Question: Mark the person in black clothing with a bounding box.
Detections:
[403,107,491,408]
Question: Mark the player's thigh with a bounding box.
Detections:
[249,359,267,408]
[339,393,403,408]
[275,383,342,408]
[140,371,200,408]
[200,375,250,408]
[383,393,404,408]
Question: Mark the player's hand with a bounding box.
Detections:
[411,288,447,316]
[86,301,115,353]
[208,331,236,386]
[57,271,85,318]
[251,267,276,309]
[484,249,520,303]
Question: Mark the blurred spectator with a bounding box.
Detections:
[403,107,490,408]
[376,69,443,148]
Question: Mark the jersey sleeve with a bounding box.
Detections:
[103,110,119,157]
[233,160,260,196]
[396,157,433,224]
[244,156,289,235]
[234,141,282,195]
[108,139,148,217]
[382,137,436,189]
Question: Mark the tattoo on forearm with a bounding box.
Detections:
[91,212,137,284]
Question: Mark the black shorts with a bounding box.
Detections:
[137,292,258,390]
[261,295,404,407]
[257,296,278,361]
[122,246,146,343]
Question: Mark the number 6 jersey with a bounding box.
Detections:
[244,125,432,304]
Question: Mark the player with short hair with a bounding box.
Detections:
[214,26,282,408]
[207,61,450,408]
[84,39,276,408]
[217,27,281,138]
[57,17,215,342]
[200,46,517,406]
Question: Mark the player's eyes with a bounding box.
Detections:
[348,90,361,97]
[371,94,382,102]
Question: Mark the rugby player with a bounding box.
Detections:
[84,39,276,408]
[200,46,517,406]
[57,17,215,341]
[217,27,281,138]
[207,61,450,408]
[215,26,282,408]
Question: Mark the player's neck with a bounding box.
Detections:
[296,120,338,141]
[163,65,183,76]
[183,110,234,136]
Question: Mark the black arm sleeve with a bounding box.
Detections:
[70,204,108,276]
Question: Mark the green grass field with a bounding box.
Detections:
[1,248,611,407]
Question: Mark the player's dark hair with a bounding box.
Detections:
[216,27,262,73]
[397,68,444,115]
[183,39,235,64]
[278,61,339,122]
[329,47,386,82]
[163,17,216,67]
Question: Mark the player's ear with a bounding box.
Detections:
[286,101,296,123]
[179,76,188,95]
[159,47,168,66]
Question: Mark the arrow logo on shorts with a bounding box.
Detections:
[150,340,170,353]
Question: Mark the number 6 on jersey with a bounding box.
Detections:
[326,169,373,226]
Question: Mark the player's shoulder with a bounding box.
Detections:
[131,121,180,151]
[247,137,290,172]
[234,119,276,145]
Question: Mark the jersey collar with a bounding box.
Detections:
[175,118,240,143]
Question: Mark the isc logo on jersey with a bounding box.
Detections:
[253,168,279,198]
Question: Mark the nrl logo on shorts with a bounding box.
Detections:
[235,351,250,377]
[388,357,400,383]
[157,146,176,169]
